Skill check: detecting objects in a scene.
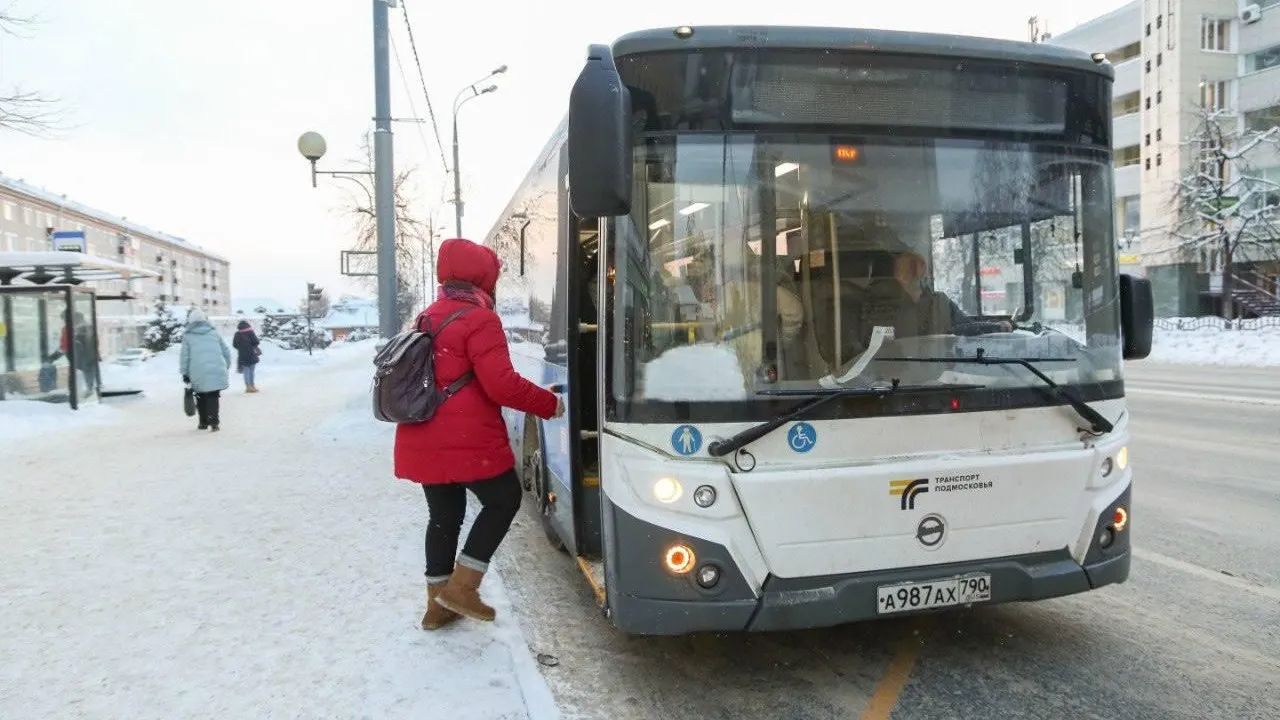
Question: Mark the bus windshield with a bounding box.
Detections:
[607,133,1122,419]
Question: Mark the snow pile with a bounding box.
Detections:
[642,343,748,401]
[1043,319,1280,367]
[1146,319,1280,367]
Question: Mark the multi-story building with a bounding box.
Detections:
[0,172,232,356]
[1049,0,1280,316]
[0,172,230,309]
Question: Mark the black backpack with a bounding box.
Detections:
[372,308,472,424]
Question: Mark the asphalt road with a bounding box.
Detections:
[495,361,1280,720]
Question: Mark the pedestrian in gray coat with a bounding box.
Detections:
[180,307,232,431]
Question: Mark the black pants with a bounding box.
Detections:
[422,469,522,581]
[195,391,221,427]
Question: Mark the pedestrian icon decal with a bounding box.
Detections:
[672,425,703,456]
[788,422,817,453]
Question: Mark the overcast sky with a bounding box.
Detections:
[0,0,1130,302]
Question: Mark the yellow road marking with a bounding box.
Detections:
[860,617,934,720]
[575,556,606,606]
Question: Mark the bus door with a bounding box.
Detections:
[556,147,605,559]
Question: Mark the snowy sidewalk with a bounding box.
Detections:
[0,345,558,719]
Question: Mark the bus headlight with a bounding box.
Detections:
[693,485,717,508]
[653,477,682,503]
[1116,446,1129,471]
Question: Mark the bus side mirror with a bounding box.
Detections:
[567,44,632,219]
[1119,274,1153,360]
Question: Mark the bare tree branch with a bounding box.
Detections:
[0,10,65,136]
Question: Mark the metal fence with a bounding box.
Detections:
[1154,316,1280,331]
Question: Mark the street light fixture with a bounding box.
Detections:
[296,131,375,188]
[451,65,507,238]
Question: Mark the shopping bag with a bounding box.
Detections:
[183,386,196,417]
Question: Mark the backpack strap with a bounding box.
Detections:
[420,307,473,335]
[424,307,476,398]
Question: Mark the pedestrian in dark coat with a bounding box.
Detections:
[231,320,261,393]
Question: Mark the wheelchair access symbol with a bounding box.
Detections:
[671,425,703,456]
[787,422,817,453]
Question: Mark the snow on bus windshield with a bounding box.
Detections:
[610,134,1123,406]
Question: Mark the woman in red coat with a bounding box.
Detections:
[395,237,562,630]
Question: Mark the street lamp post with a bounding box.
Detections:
[451,65,507,238]
[295,0,400,342]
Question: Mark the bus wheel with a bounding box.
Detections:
[522,420,567,554]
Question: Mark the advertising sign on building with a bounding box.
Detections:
[52,230,87,253]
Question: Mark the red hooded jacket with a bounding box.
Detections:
[394,238,558,485]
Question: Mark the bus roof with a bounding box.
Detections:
[611,26,1113,80]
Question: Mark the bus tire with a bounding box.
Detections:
[522,418,568,554]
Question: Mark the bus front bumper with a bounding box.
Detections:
[604,486,1130,636]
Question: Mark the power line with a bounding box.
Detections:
[398,0,449,175]
[389,32,435,168]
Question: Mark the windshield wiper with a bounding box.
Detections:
[705,380,984,457]
[875,348,1115,434]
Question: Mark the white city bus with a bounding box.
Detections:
[487,25,1155,636]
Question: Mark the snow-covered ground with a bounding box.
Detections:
[0,341,558,720]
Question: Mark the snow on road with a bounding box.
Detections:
[0,342,557,720]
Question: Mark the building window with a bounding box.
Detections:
[1156,153,1162,167]
[1245,43,1280,73]
[1146,23,1152,36]
[1145,133,1151,146]
[1111,42,1142,63]
[1201,18,1230,52]
[1157,128,1163,141]
[1244,104,1280,132]
[1201,80,1230,112]
[1145,158,1151,170]
[1157,15,1162,28]
[1157,52,1163,66]
[1145,60,1151,73]
[1115,146,1142,167]
[1120,196,1141,234]
[1198,141,1223,179]
[1113,92,1141,115]
[1146,97,1152,109]
[1157,90,1163,104]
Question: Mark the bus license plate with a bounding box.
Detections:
[875,574,992,614]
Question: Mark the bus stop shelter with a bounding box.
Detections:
[0,251,159,409]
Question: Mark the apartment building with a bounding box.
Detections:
[1050,0,1280,316]
[0,172,231,311]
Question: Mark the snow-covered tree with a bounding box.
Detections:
[1168,105,1280,319]
[275,316,332,351]
[141,300,184,352]
[257,307,282,341]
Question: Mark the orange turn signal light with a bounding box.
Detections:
[665,544,695,574]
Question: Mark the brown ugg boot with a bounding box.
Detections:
[434,564,495,622]
[421,582,459,631]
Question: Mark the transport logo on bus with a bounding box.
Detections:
[890,474,993,511]
[890,478,929,511]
